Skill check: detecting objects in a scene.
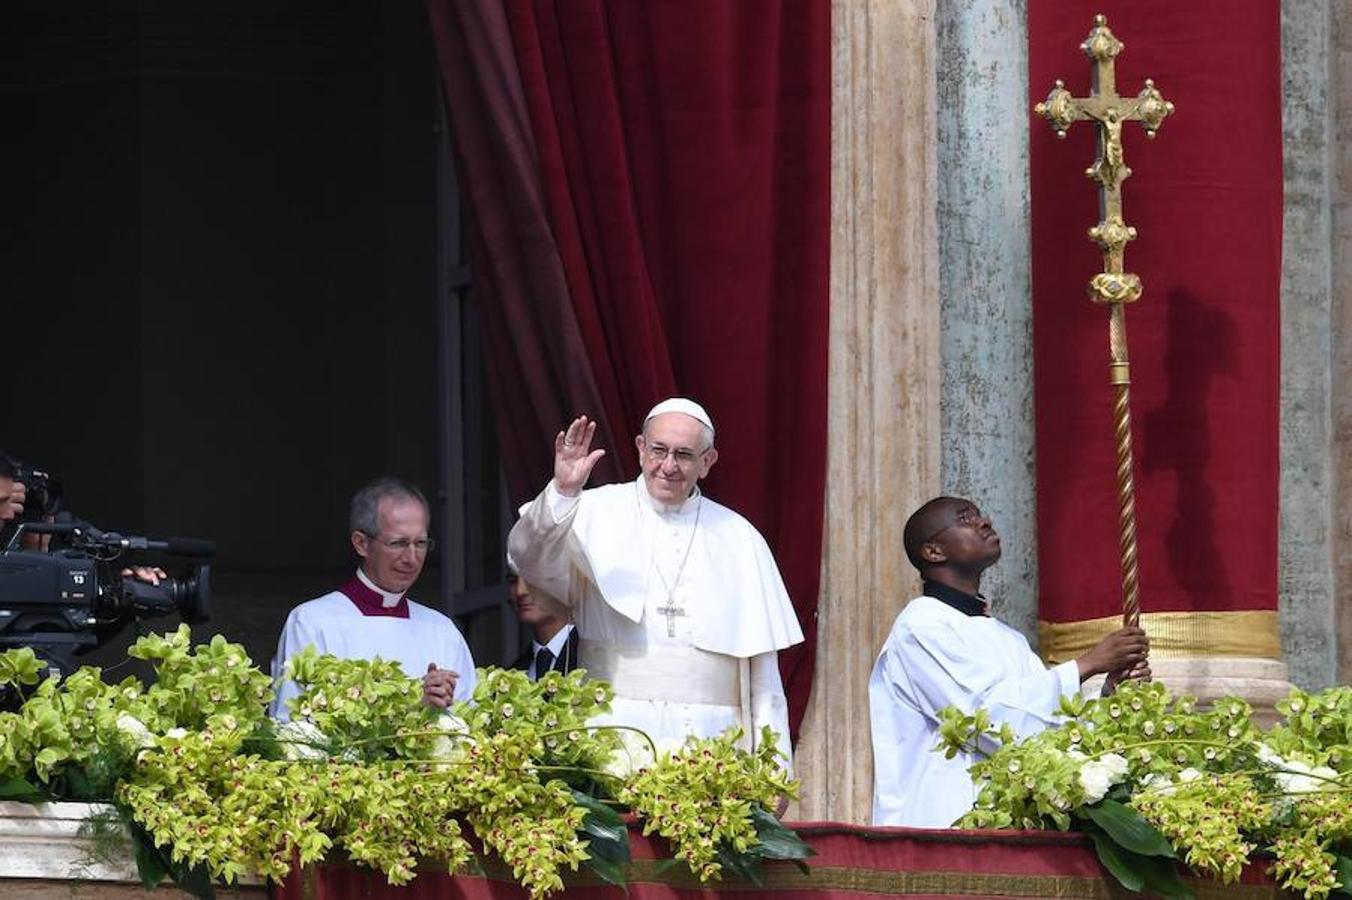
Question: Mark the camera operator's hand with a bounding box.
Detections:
[121,566,168,585]
[422,662,459,709]
[0,478,24,523]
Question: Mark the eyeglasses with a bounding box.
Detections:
[642,443,707,466]
[365,535,435,554]
[919,506,987,544]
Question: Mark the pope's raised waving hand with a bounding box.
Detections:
[554,415,607,497]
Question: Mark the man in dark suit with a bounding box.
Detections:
[509,573,578,679]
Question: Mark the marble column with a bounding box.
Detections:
[935,0,1039,640]
[1279,0,1338,690]
[794,0,940,825]
[1332,0,1352,684]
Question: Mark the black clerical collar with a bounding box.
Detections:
[923,580,988,617]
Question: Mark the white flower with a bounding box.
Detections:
[1079,766,1112,803]
[115,714,154,750]
[1274,759,1339,795]
[165,727,188,740]
[1138,772,1174,796]
[1178,767,1202,783]
[1097,752,1129,782]
[1255,743,1284,767]
[429,713,470,761]
[1077,753,1128,804]
[275,720,329,761]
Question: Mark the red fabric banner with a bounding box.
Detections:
[272,822,1288,898]
[1029,3,1283,624]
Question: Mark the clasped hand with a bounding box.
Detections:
[422,663,459,709]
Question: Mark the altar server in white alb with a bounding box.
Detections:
[269,477,476,719]
[869,496,1151,828]
[507,399,803,762]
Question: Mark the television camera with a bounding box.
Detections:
[0,518,214,677]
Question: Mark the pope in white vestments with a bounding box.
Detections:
[270,478,477,720]
[507,399,803,763]
[869,497,1151,828]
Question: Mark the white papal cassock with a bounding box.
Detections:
[869,587,1080,828]
[508,477,803,763]
[269,568,477,720]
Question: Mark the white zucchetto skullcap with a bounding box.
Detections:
[644,397,714,436]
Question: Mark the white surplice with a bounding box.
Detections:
[269,569,477,720]
[869,594,1080,828]
[507,477,803,761]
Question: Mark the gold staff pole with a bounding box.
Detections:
[1034,15,1174,627]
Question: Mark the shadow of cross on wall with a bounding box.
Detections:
[1140,287,1241,606]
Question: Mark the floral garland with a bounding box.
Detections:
[937,680,1352,899]
[0,627,811,898]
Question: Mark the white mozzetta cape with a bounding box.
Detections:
[510,478,802,657]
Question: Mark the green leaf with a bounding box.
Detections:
[750,806,816,861]
[169,861,217,900]
[0,777,48,803]
[1082,799,1176,859]
[572,789,626,831]
[130,831,168,890]
[1087,830,1145,893]
[572,789,631,863]
[716,844,765,886]
[1134,854,1193,900]
[1333,854,1352,898]
[582,853,628,889]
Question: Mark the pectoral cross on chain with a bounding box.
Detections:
[656,601,685,638]
[1033,14,1174,628]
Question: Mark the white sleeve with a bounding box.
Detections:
[749,650,793,775]
[447,626,478,702]
[893,621,1078,744]
[506,481,591,606]
[269,612,323,721]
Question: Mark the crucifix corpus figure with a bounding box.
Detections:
[1034,14,1174,627]
[508,398,804,766]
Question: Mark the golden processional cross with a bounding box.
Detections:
[1034,15,1174,627]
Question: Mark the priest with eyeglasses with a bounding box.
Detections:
[269,477,477,720]
[507,399,803,764]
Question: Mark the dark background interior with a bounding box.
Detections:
[0,2,514,679]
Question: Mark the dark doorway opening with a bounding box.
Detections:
[0,3,515,678]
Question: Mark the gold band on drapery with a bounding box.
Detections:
[1038,610,1281,665]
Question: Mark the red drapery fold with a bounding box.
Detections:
[1029,3,1282,625]
[429,1,830,736]
[425,0,628,497]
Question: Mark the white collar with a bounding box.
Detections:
[635,475,701,517]
[356,567,404,608]
[533,622,575,657]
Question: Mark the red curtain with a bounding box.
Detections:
[428,1,830,736]
[1029,3,1282,623]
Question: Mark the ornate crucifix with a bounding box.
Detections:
[655,601,685,638]
[1033,15,1174,627]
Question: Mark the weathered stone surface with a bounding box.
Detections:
[795,0,941,826]
[936,0,1038,639]
[1332,0,1352,684]
[1279,0,1338,690]
[0,802,263,898]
